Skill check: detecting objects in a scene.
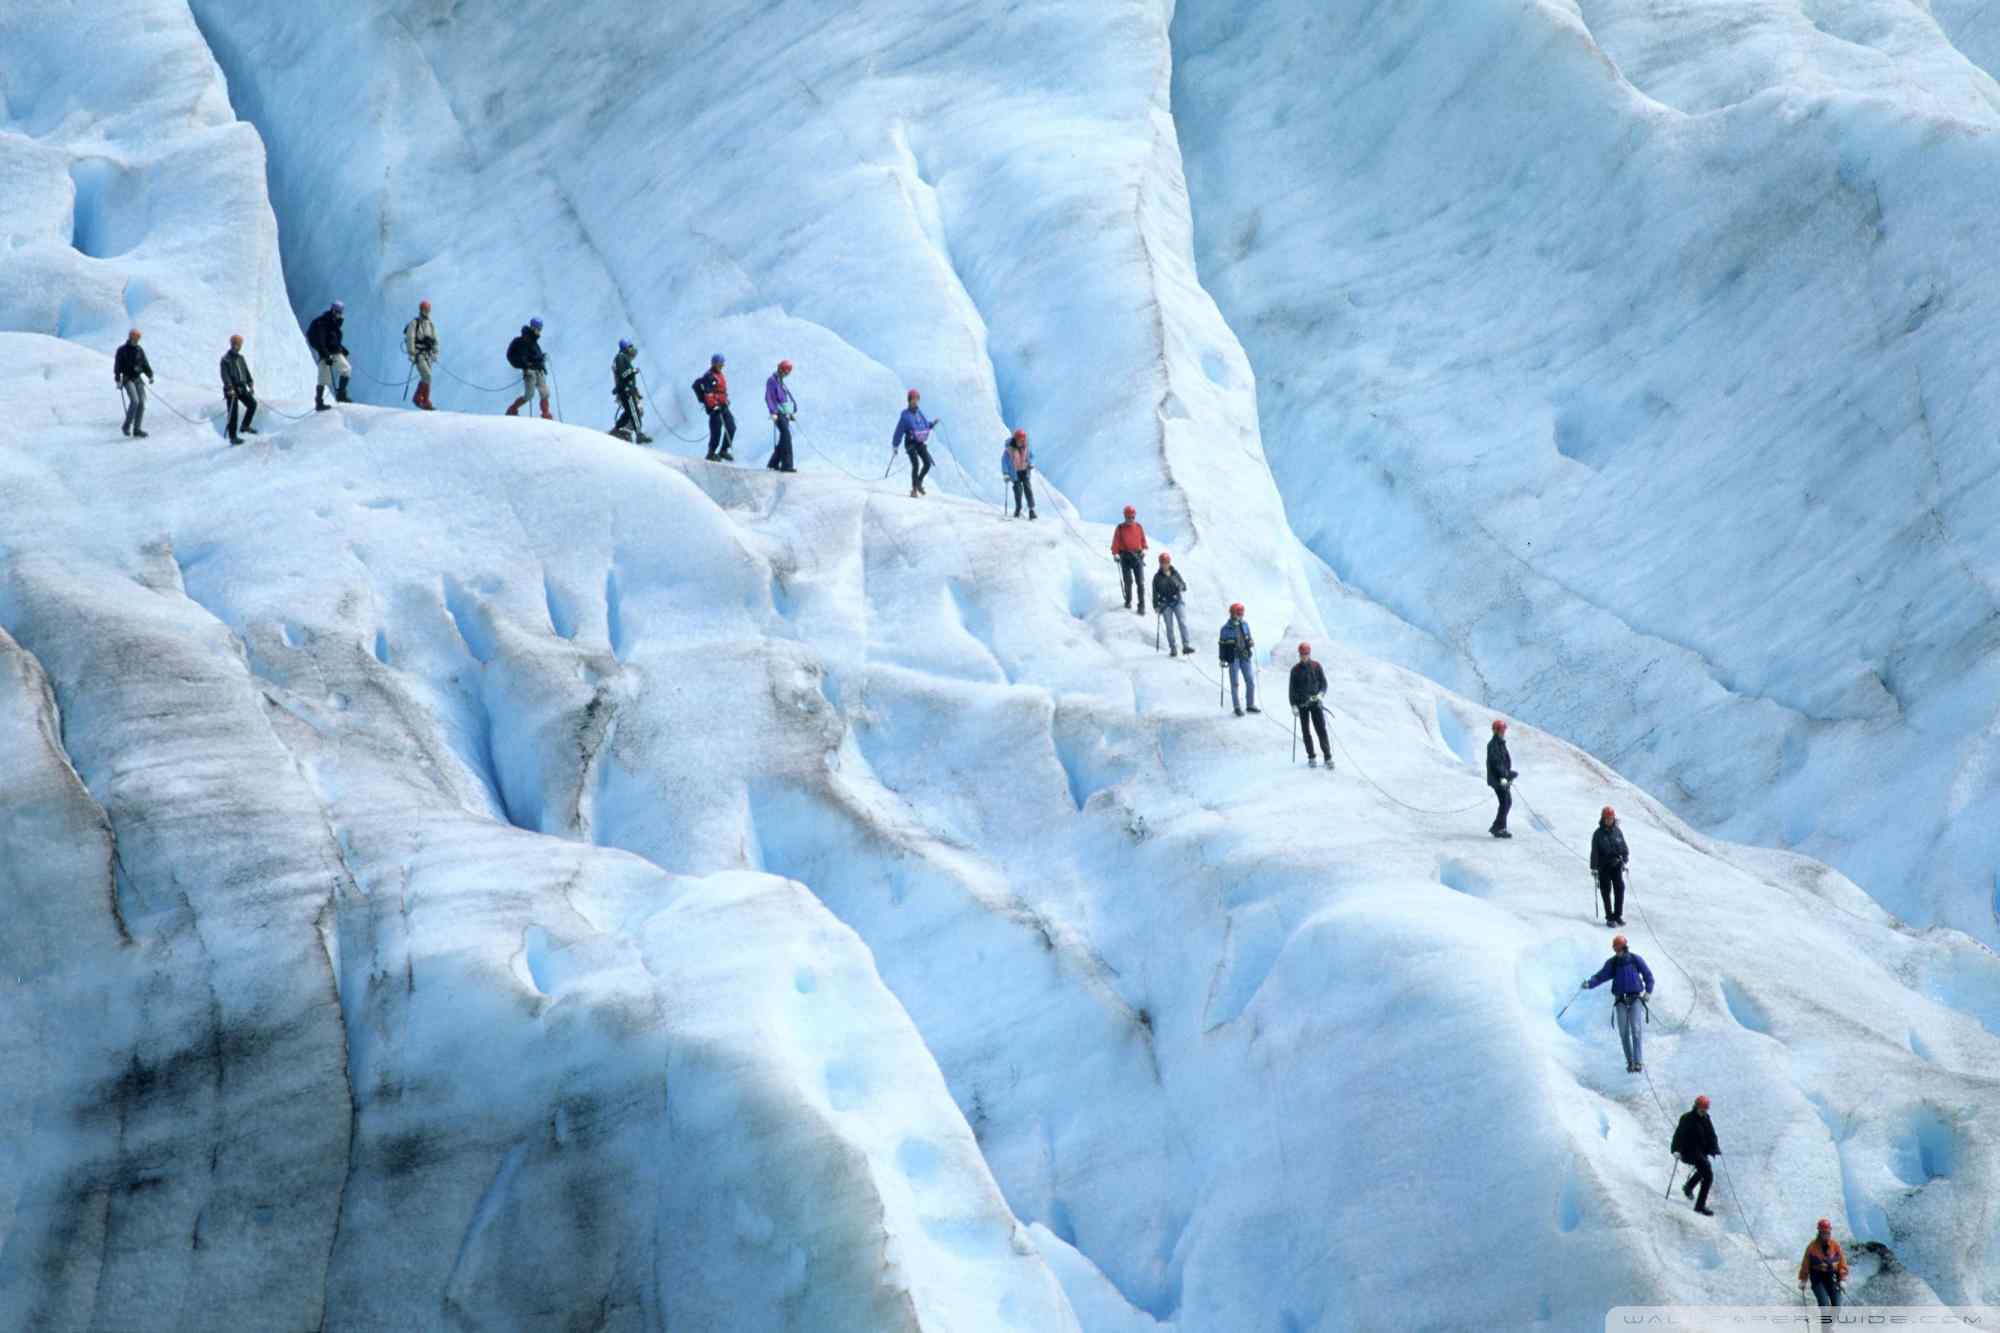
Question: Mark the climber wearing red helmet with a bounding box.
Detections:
[1583,933,1654,1072]
[1151,552,1191,653]
[1289,642,1332,769]
[404,300,438,409]
[1486,720,1517,838]
[1591,804,1630,926]
[892,390,937,496]
[1218,603,1258,716]
[1110,506,1148,614]
[765,360,798,472]
[1799,1221,1847,1308]
[1670,1095,1721,1217]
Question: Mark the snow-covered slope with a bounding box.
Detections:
[0,1,308,387]
[2,338,1997,1329]
[1173,0,2000,942]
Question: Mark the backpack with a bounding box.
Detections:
[1219,621,1242,662]
[506,336,528,370]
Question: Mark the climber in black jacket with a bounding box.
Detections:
[1591,806,1630,924]
[1289,644,1333,770]
[1671,1095,1721,1217]
[1487,720,1517,838]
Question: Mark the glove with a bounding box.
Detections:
[1798,1283,1807,1292]
[772,413,781,424]
[146,373,155,382]
[224,389,235,400]
[1509,770,1519,780]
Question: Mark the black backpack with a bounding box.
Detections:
[506,335,528,370]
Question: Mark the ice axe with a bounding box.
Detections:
[1554,983,1585,1022]
[1663,1158,1679,1200]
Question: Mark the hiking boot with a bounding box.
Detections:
[1029,511,1037,520]
[637,432,653,444]
[131,428,148,438]
[1682,1181,1696,1199]
[1694,1206,1715,1217]
[1233,706,1244,717]
[705,450,719,460]
[121,424,131,437]
[911,487,923,498]
[1246,705,1260,714]
[241,425,258,435]
[228,434,241,446]
[1307,758,1319,769]
[1492,829,1512,839]
[1182,646,1194,655]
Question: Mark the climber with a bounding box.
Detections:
[1152,553,1190,653]
[1670,1095,1720,1217]
[1111,506,1148,613]
[306,300,350,410]
[611,340,650,443]
[113,328,153,438]
[1001,428,1035,519]
[1219,603,1259,716]
[1582,934,1654,1073]
[693,354,734,460]
[890,389,937,495]
[220,334,258,445]
[403,300,438,410]
[1290,643,1333,770]
[765,360,797,471]
[1487,719,1517,838]
[505,318,553,420]
[1798,1220,1847,1310]
[1591,805,1630,925]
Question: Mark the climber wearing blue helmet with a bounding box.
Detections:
[692,353,735,461]
[611,339,649,443]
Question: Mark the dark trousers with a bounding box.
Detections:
[1597,867,1626,920]
[1679,1154,1712,1209]
[907,440,933,490]
[768,416,794,470]
[226,391,257,439]
[706,405,736,456]
[1298,702,1330,759]
[1490,782,1511,832]
[614,390,643,436]
[1010,472,1035,515]
[1809,1276,1842,1309]
[1119,552,1145,608]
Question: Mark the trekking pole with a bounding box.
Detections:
[1664,1158,1678,1200]
[402,363,413,403]
[1155,615,1161,653]
[1292,708,1298,763]
[883,447,899,481]
[1554,984,1584,1021]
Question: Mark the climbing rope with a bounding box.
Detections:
[633,369,710,445]
[437,359,518,395]
[142,386,211,426]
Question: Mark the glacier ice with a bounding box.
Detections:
[2,0,1999,1328]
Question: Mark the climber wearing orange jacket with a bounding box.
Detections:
[1111,506,1148,615]
[1797,1220,1847,1309]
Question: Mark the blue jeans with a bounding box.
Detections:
[1615,996,1644,1067]
[1810,1276,1842,1309]
[1160,603,1189,651]
[1228,657,1256,710]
